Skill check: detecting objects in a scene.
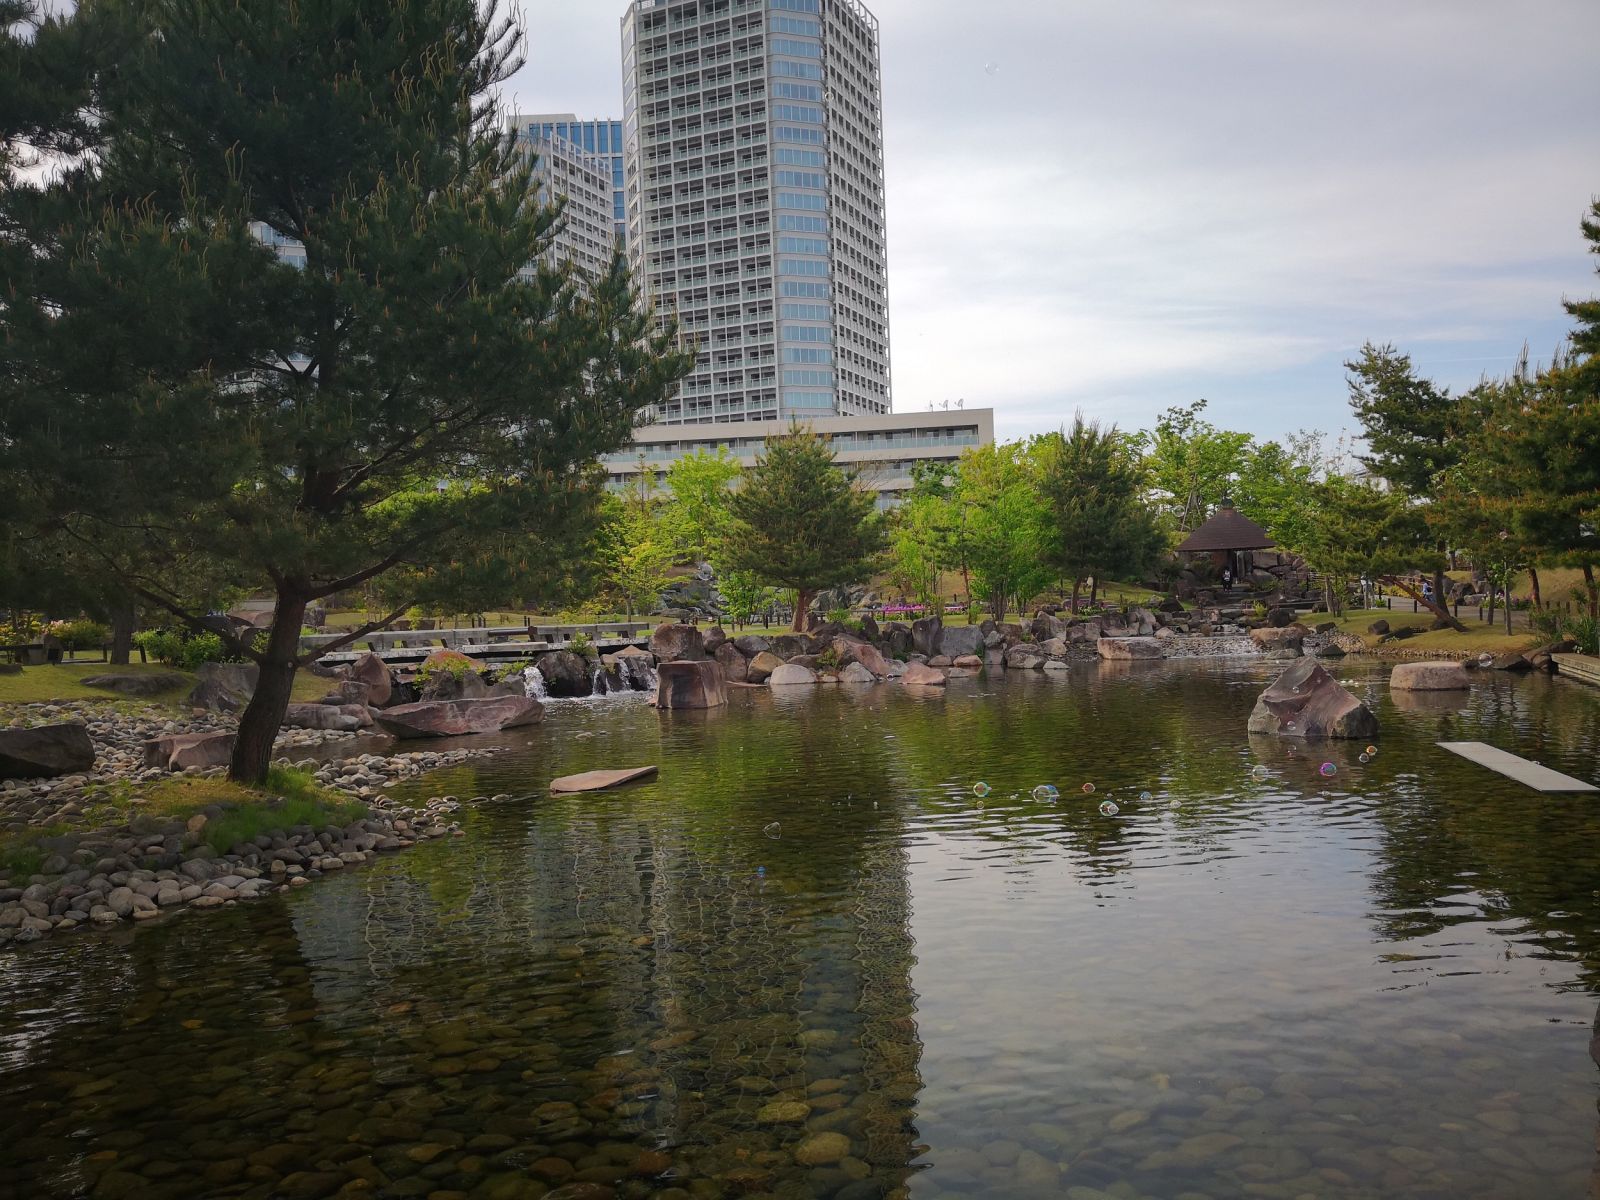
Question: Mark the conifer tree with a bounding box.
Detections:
[0,0,689,780]
[720,428,885,631]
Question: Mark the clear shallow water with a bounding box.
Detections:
[3,661,1600,1200]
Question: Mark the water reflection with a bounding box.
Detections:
[0,663,1597,1200]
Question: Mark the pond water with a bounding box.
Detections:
[4,661,1600,1200]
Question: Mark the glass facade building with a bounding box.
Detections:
[513,115,627,243]
[621,0,891,425]
[510,123,618,281]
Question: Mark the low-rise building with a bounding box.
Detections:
[599,408,993,506]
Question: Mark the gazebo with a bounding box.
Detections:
[1175,497,1275,586]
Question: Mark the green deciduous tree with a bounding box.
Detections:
[662,448,741,565]
[720,428,885,631]
[1294,478,1441,617]
[948,442,1053,621]
[0,0,689,781]
[1141,400,1256,533]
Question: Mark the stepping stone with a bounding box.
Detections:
[549,766,659,793]
[1438,741,1597,793]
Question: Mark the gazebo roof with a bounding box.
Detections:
[1175,498,1276,553]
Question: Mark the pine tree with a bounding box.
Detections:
[0,1,689,780]
[1037,415,1161,610]
[720,428,885,631]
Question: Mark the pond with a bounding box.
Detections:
[3,660,1600,1200]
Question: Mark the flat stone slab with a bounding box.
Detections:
[1437,741,1597,793]
[550,766,659,793]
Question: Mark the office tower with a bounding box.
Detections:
[512,115,627,244]
[511,123,619,281]
[621,0,890,424]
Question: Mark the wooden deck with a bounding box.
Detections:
[1554,653,1600,688]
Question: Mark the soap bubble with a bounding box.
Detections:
[1098,800,1119,817]
[1250,765,1270,781]
[973,782,991,798]
[1139,791,1153,802]
[1285,721,1296,731]
[1358,753,1370,764]
[1319,762,1337,778]
[983,61,1000,76]
[763,822,781,839]
[1032,784,1060,802]
[1365,745,1378,757]
[1081,782,1096,794]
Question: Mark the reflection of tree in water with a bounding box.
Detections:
[1362,675,1600,990]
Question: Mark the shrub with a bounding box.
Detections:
[567,632,596,659]
[815,646,843,671]
[134,629,235,670]
[45,619,110,650]
[826,606,851,626]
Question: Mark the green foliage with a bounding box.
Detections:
[716,570,774,626]
[134,629,235,670]
[1140,401,1256,531]
[949,442,1054,621]
[663,449,742,565]
[201,767,368,854]
[0,0,690,780]
[1346,343,1466,499]
[567,632,596,659]
[416,655,474,686]
[814,646,843,671]
[594,494,677,620]
[721,427,886,629]
[826,606,852,626]
[1036,414,1163,593]
[45,618,109,650]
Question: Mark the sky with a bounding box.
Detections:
[509,0,1600,446]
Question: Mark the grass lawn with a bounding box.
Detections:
[0,661,332,709]
[1316,609,1537,656]
[0,766,368,877]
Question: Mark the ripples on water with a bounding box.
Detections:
[2,661,1600,1200]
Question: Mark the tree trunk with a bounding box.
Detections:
[1380,575,1467,632]
[1089,576,1099,607]
[1528,566,1542,611]
[791,588,813,633]
[109,602,136,665]
[1071,576,1083,613]
[1505,588,1513,635]
[1486,586,1496,628]
[230,592,309,784]
[991,590,1007,623]
[1584,564,1599,620]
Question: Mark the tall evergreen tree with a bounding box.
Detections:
[1344,343,1467,629]
[0,0,689,780]
[720,428,885,631]
[1037,415,1162,609]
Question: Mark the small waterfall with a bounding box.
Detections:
[591,664,610,696]
[618,655,658,692]
[522,667,550,701]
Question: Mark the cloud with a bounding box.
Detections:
[506,0,1600,442]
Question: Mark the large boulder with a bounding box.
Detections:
[702,626,728,654]
[1391,661,1471,691]
[768,633,816,660]
[418,649,487,700]
[537,650,594,698]
[939,625,985,659]
[714,642,749,684]
[911,616,943,658]
[901,662,947,687]
[881,625,914,659]
[81,672,188,698]
[143,730,236,772]
[1247,659,1378,740]
[185,662,259,713]
[767,663,818,687]
[1097,637,1164,660]
[649,623,706,663]
[747,651,784,684]
[838,633,889,681]
[282,703,373,732]
[350,652,393,707]
[375,696,543,739]
[1005,646,1045,670]
[0,724,96,780]
[732,634,770,657]
[839,662,876,685]
[657,660,727,709]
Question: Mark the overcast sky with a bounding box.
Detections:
[509,0,1600,446]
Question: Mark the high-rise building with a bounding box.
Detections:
[621,0,891,425]
[511,123,618,281]
[512,115,627,244]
